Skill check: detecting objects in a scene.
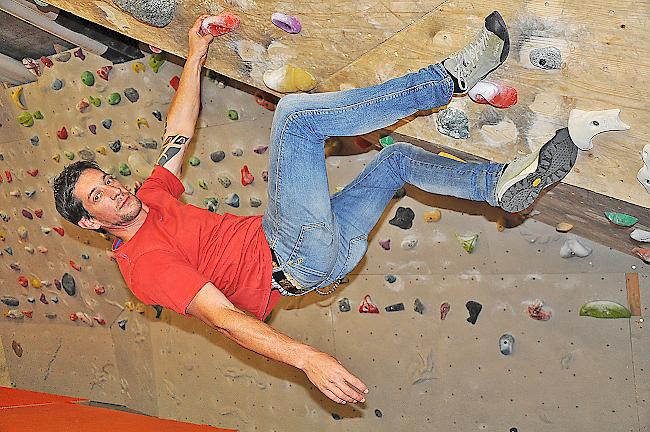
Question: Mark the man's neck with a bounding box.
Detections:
[110,204,149,242]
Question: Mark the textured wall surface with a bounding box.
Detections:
[0,49,649,431]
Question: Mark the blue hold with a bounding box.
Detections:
[30,136,39,146]
[4,247,13,256]
[225,193,240,208]
[51,79,63,90]
[102,119,112,129]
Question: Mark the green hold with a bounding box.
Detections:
[148,53,166,73]
[32,111,43,120]
[379,135,394,148]
[17,112,34,127]
[604,211,638,227]
[189,156,201,167]
[118,163,131,176]
[64,151,75,160]
[579,301,631,319]
[198,179,208,190]
[81,71,95,86]
[108,92,121,105]
[88,95,101,107]
[455,233,479,254]
[204,197,219,212]
[227,110,239,120]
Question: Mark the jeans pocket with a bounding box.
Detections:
[288,222,335,282]
[337,234,368,279]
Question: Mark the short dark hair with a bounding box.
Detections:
[53,160,103,226]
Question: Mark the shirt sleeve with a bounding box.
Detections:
[130,250,210,316]
[137,165,185,200]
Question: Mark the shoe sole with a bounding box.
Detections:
[499,130,578,213]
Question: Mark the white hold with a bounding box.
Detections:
[401,237,418,250]
[630,228,650,242]
[560,238,592,258]
[637,144,650,193]
[567,109,630,150]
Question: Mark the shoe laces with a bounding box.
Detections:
[453,29,491,90]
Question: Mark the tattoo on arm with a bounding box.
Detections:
[156,135,189,167]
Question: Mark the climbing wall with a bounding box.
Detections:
[1,48,649,431]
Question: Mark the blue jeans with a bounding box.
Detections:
[261,63,504,295]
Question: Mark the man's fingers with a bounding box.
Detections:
[336,380,365,403]
[327,384,356,404]
[323,388,346,405]
[343,372,369,396]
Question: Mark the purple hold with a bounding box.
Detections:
[271,12,301,34]
[88,124,97,135]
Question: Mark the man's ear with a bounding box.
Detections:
[78,216,102,230]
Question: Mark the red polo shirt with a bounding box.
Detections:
[112,165,281,320]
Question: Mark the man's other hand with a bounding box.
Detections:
[188,15,214,64]
[301,350,369,404]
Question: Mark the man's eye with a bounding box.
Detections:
[93,193,101,202]
[106,177,113,185]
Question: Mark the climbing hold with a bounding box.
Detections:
[378,239,391,250]
[5,310,24,320]
[632,247,650,263]
[560,238,592,258]
[232,148,243,157]
[27,168,38,177]
[64,151,75,160]
[152,304,163,318]
[132,61,146,73]
[86,124,97,135]
[50,296,58,304]
[139,138,158,149]
[4,247,13,255]
[388,207,415,230]
[253,145,268,154]
[604,211,638,227]
[204,197,219,213]
[118,163,131,176]
[39,293,48,304]
[117,319,128,330]
[37,246,47,253]
[254,92,277,111]
[210,151,226,163]
[637,144,650,194]
[437,108,470,139]
[189,156,200,166]
[81,71,95,86]
[169,75,180,91]
[148,53,166,73]
[456,233,479,253]
[11,340,23,357]
[57,126,68,140]
[527,299,553,321]
[198,179,208,190]
[22,57,41,77]
[100,119,112,130]
[136,117,149,128]
[94,285,106,295]
[24,246,35,255]
[262,171,269,182]
[440,301,451,319]
[61,273,76,296]
[30,136,39,145]
[124,87,139,103]
[225,193,240,208]
[32,110,43,120]
[423,209,442,222]
[55,51,71,62]
[241,165,254,186]
[152,110,163,121]
[11,86,27,109]
[0,212,10,222]
[52,226,64,236]
[401,238,418,250]
[70,126,84,137]
[338,298,351,312]
[1,296,20,307]
[89,95,101,107]
[359,295,380,313]
[263,65,317,93]
[199,12,241,37]
[74,48,85,60]
[579,300,631,319]
[529,47,562,70]
[51,79,64,90]
[465,301,482,324]
[108,92,121,105]
[17,226,28,240]
[79,148,95,161]
[413,298,425,314]
[385,274,397,283]
[109,140,121,152]
[393,187,406,199]
[468,81,517,108]
[631,229,650,242]
[34,209,43,218]
[271,12,302,34]
[96,65,112,80]
[76,98,90,113]
[250,197,262,207]
[81,253,90,260]
[18,275,28,287]
[379,135,394,148]
[21,209,33,219]
[227,109,239,120]
[567,109,630,151]
[17,112,33,127]
[385,302,405,312]
[499,334,515,355]
[69,260,81,271]
[40,56,53,68]
[217,176,231,188]
[555,222,573,233]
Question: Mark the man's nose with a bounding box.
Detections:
[108,186,123,199]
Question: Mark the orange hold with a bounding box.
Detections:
[18,276,28,287]
[27,169,38,177]
[22,310,33,318]
[69,313,79,321]
[254,92,276,111]
[199,12,240,37]
[5,170,12,182]
[69,260,81,271]
[241,165,254,186]
[52,226,64,236]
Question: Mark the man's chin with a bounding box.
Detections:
[120,197,143,223]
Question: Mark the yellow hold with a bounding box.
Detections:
[423,209,442,222]
[136,117,149,129]
[30,278,42,289]
[132,62,146,73]
[96,146,107,155]
[11,86,27,109]
[52,153,61,163]
[263,64,317,93]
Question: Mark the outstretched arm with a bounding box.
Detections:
[187,282,369,404]
[156,15,213,178]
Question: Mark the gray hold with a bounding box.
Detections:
[388,206,415,230]
[124,87,140,103]
[414,298,425,314]
[51,79,63,90]
[61,272,76,296]
[210,151,226,163]
[225,193,240,208]
[218,176,231,188]
[249,197,262,208]
[102,119,112,129]
[338,298,351,312]
[436,108,470,140]
[140,138,158,149]
[529,47,562,70]
[30,136,39,146]
[1,296,19,307]
[78,148,95,161]
[499,333,515,355]
[113,0,177,28]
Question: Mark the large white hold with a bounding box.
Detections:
[560,238,592,258]
[637,144,650,193]
[567,109,630,150]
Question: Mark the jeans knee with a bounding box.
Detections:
[275,94,309,118]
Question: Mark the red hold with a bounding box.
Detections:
[22,310,33,319]
[40,56,53,68]
[57,126,68,140]
[27,169,38,177]
[69,260,81,271]
[527,300,552,321]
[5,170,12,182]
[18,276,28,287]
[69,313,78,322]
[94,285,106,295]
[35,209,43,218]
[52,226,64,236]
[254,92,276,111]
[199,12,241,37]
[359,294,380,313]
[241,165,254,186]
[96,66,112,80]
[93,316,106,325]
[169,75,180,91]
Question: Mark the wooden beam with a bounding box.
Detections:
[626,273,641,316]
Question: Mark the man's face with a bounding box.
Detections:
[74,169,142,229]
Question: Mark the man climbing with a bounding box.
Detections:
[53,12,577,405]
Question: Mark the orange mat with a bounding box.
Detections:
[0,386,87,408]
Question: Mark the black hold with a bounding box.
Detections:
[465,300,482,324]
[1,296,19,307]
[51,296,59,304]
[152,110,163,121]
[124,87,140,103]
[385,302,404,312]
[153,304,163,318]
[332,413,342,420]
[414,298,425,314]
[117,319,128,331]
[510,428,518,432]
[392,187,406,199]
[27,297,35,303]
[0,154,3,160]
[384,274,397,283]
[61,272,76,296]
[109,140,122,152]
[388,206,415,230]
[338,298,351,312]
[210,151,226,163]
[374,409,383,418]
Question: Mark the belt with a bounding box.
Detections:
[270,249,306,296]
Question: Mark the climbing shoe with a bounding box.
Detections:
[496,128,579,213]
[443,11,510,94]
